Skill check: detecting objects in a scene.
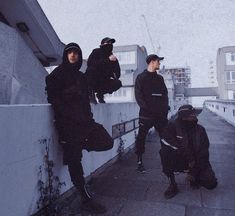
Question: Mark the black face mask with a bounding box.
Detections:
[101,44,113,55]
[182,119,198,129]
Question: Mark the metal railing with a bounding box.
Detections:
[112,118,139,139]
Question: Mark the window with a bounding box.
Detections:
[231,52,235,61]
[113,51,136,65]
[226,52,235,65]
[226,71,235,84]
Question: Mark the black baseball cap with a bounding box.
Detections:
[100,37,116,45]
[146,54,164,64]
[64,43,81,52]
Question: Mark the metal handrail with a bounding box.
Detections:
[112,118,139,139]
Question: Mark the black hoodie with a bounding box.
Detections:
[85,45,121,87]
[45,43,93,124]
[161,117,211,177]
[135,70,169,119]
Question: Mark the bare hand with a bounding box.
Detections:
[109,54,117,61]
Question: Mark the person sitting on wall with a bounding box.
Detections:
[85,37,122,103]
[159,104,217,199]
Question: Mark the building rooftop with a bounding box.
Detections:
[56,108,235,215]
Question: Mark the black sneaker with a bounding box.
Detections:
[164,183,179,199]
[98,98,106,103]
[136,163,146,173]
[96,93,106,103]
[81,199,107,214]
[89,94,98,104]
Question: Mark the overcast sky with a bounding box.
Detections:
[38,0,235,87]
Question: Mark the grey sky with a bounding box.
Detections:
[38,0,235,87]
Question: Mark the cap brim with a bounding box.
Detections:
[65,46,80,51]
[106,38,115,44]
[158,57,164,61]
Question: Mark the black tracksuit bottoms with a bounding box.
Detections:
[159,146,217,190]
[135,117,168,156]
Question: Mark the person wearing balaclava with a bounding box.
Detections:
[45,43,106,214]
[159,104,217,199]
[85,37,122,103]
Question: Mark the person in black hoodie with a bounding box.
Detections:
[85,37,122,103]
[45,43,106,214]
[159,105,217,199]
[135,54,169,173]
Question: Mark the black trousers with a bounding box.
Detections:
[159,146,217,189]
[56,120,89,192]
[135,117,168,156]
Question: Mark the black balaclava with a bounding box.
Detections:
[182,119,198,130]
[177,104,198,130]
[62,42,83,71]
[100,44,113,56]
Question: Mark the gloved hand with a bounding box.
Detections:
[186,174,200,189]
[185,174,195,182]
[188,160,195,168]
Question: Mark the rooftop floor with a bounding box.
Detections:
[62,108,235,216]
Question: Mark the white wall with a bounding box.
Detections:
[0,103,139,216]
[204,100,235,127]
[0,22,48,104]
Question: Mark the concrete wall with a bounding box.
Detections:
[0,22,48,104]
[204,99,235,127]
[0,103,139,216]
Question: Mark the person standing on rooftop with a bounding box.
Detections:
[135,54,169,173]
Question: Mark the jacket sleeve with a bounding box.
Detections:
[45,72,64,118]
[161,122,179,150]
[86,49,110,86]
[112,60,121,79]
[161,121,194,156]
[87,49,110,67]
[160,76,169,108]
[189,127,210,177]
[134,75,148,111]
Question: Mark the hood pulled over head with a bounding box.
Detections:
[62,42,83,70]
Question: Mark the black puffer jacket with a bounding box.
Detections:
[135,70,168,118]
[161,118,211,176]
[45,43,93,124]
[85,46,121,87]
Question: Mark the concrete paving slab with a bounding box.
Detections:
[201,186,235,210]
[119,200,185,216]
[58,109,235,215]
[209,148,235,164]
[186,206,235,216]
[98,161,190,186]
[209,143,235,150]
[81,195,125,216]
[146,182,202,207]
[212,163,235,188]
